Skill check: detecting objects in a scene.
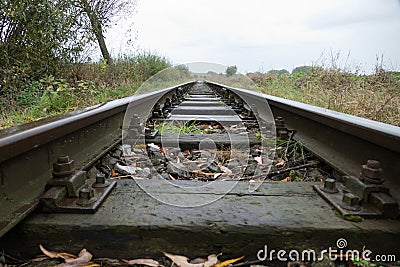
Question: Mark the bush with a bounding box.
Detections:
[0,52,172,128]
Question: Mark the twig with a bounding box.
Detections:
[267,161,318,176]
[110,175,144,180]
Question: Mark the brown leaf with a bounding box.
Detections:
[214,173,222,179]
[287,261,308,267]
[64,249,92,264]
[123,258,160,267]
[39,245,93,267]
[147,143,160,150]
[39,245,76,260]
[219,165,232,175]
[212,256,244,267]
[280,177,290,182]
[190,258,207,264]
[254,157,262,164]
[193,170,216,177]
[275,157,285,167]
[163,253,218,267]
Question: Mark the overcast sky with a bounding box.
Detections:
[106,0,400,73]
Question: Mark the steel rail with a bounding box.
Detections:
[0,81,195,237]
[1,80,399,238]
[205,81,400,199]
[0,81,399,257]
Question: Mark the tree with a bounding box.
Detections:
[73,0,136,65]
[267,69,290,76]
[226,65,237,76]
[292,66,313,75]
[0,0,86,98]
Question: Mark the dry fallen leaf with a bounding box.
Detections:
[65,249,92,264]
[39,245,94,267]
[254,156,262,164]
[190,258,207,264]
[39,245,76,260]
[213,173,222,179]
[123,258,161,267]
[275,157,285,167]
[111,170,119,177]
[280,177,290,182]
[163,253,218,267]
[218,165,232,175]
[147,143,161,150]
[193,170,217,177]
[212,256,244,267]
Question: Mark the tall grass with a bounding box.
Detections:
[0,52,172,128]
[248,66,400,126]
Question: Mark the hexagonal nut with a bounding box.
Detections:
[53,157,75,177]
[366,160,380,169]
[361,165,383,179]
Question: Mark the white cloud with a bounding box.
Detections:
[106,0,400,73]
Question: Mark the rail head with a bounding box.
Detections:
[204,80,400,153]
[0,81,196,238]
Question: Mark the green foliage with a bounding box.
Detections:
[226,65,237,77]
[1,51,172,128]
[267,69,290,76]
[343,214,364,222]
[291,65,313,75]
[134,52,171,78]
[248,66,400,126]
[156,121,203,134]
[0,0,89,110]
[351,255,382,267]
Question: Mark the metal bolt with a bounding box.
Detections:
[228,95,235,105]
[92,173,110,188]
[76,188,96,206]
[275,117,285,129]
[340,192,361,211]
[367,160,380,169]
[171,94,179,105]
[129,114,140,128]
[152,103,162,117]
[321,178,339,193]
[360,159,384,184]
[53,155,75,178]
[164,98,171,107]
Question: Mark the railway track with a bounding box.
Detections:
[0,81,399,264]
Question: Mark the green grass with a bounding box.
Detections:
[156,121,203,134]
[248,68,400,126]
[0,52,173,129]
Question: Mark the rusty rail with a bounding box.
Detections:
[0,82,195,237]
[205,81,400,205]
[1,80,399,238]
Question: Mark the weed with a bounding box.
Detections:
[156,121,203,134]
[0,52,172,128]
[248,56,400,126]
